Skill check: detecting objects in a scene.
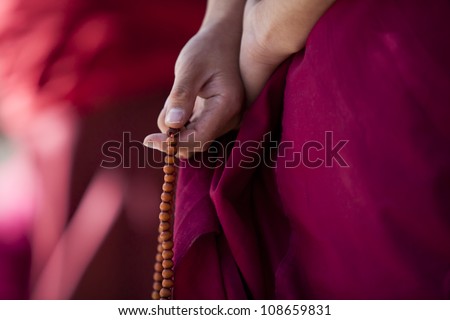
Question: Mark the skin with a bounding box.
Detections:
[144,0,335,158]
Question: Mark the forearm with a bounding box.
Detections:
[257,0,335,58]
[193,0,246,68]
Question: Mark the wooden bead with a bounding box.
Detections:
[166,134,176,142]
[162,269,174,279]
[159,222,170,232]
[151,291,160,300]
[159,212,170,222]
[163,165,175,174]
[164,174,175,183]
[166,136,177,147]
[165,155,175,164]
[162,279,174,288]
[159,288,171,298]
[162,241,173,250]
[153,129,178,301]
[154,262,163,272]
[160,231,172,241]
[161,192,172,202]
[153,281,162,291]
[166,146,176,156]
[167,128,178,136]
[153,272,163,282]
[162,182,174,192]
[162,250,174,260]
[162,259,174,269]
[159,202,171,212]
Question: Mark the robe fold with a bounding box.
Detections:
[174,0,450,299]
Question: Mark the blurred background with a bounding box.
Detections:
[0,0,204,299]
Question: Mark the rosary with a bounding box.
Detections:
[151,128,179,300]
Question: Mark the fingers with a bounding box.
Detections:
[148,31,245,158]
[163,87,193,129]
[157,108,168,133]
[145,94,242,159]
[143,129,206,159]
[158,55,206,133]
[144,129,202,152]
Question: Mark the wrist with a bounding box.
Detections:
[200,0,245,33]
[253,0,335,58]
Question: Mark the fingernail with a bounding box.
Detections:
[166,108,185,124]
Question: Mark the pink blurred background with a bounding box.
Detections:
[0,0,204,299]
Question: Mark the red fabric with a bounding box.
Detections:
[0,0,205,113]
[174,0,450,299]
[0,0,204,299]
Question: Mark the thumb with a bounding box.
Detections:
[163,72,203,130]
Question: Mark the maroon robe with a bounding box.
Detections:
[174,0,450,299]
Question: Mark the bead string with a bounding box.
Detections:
[152,128,178,300]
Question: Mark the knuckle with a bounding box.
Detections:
[169,86,191,102]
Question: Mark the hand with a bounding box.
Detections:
[144,22,244,158]
[240,0,335,103]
